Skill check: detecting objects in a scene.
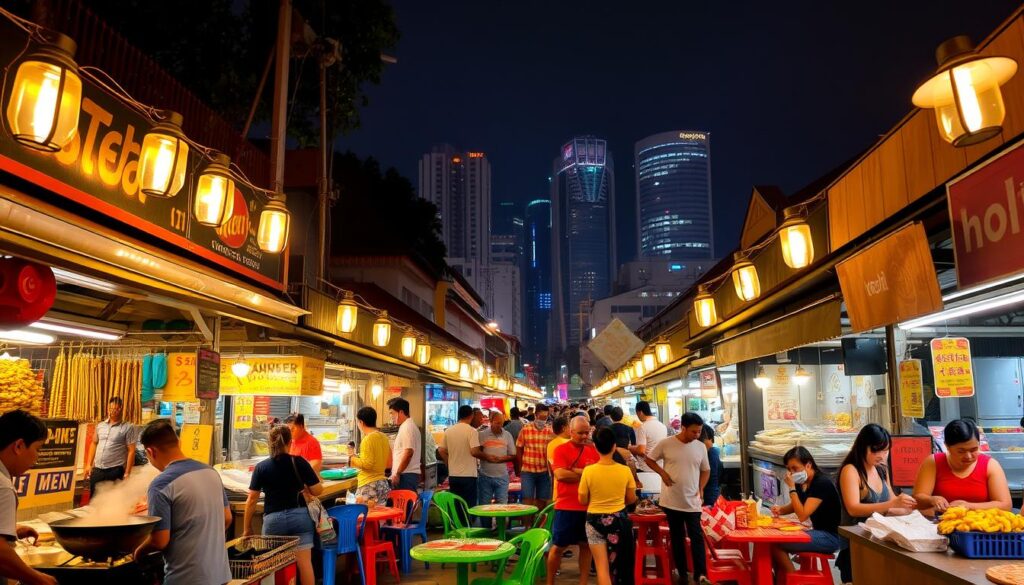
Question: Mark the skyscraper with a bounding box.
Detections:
[550,137,616,374]
[418,146,492,296]
[634,131,714,259]
[524,199,552,374]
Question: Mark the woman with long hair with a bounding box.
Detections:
[835,424,916,583]
[243,426,324,585]
[913,419,1011,514]
[769,446,842,582]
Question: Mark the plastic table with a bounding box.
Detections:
[723,525,811,585]
[361,506,405,546]
[410,538,516,585]
[468,503,538,540]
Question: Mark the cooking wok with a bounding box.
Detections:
[48,515,161,561]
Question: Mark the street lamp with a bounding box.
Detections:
[779,206,814,269]
[912,36,1017,147]
[139,111,189,198]
[5,32,81,152]
[194,152,234,227]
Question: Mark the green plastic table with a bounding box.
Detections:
[467,503,538,541]
[410,538,516,585]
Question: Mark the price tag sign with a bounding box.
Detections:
[931,338,975,398]
[234,396,254,430]
[181,424,213,464]
[899,359,925,418]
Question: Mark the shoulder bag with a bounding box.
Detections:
[291,456,336,542]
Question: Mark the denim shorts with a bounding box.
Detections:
[551,509,588,547]
[263,507,315,550]
[520,471,552,500]
[778,529,842,554]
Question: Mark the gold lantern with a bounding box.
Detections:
[400,329,417,358]
[257,195,291,254]
[731,251,761,301]
[779,206,814,269]
[459,360,471,380]
[633,359,645,378]
[655,340,672,365]
[415,340,431,365]
[642,351,656,373]
[139,111,189,198]
[694,284,718,328]
[372,311,392,347]
[442,352,460,374]
[6,32,82,152]
[194,152,234,227]
[337,291,358,333]
[912,36,1018,147]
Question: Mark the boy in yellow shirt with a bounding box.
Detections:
[578,427,637,585]
[348,406,393,506]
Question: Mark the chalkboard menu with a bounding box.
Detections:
[196,349,221,400]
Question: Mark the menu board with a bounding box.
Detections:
[195,349,221,400]
[889,435,934,487]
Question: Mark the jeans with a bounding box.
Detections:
[663,508,706,579]
[477,475,510,527]
[89,465,125,496]
[448,475,478,522]
[520,471,552,500]
[397,472,419,491]
[263,507,315,551]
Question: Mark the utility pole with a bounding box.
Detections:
[315,40,340,284]
[269,0,292,193]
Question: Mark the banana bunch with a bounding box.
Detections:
[0,358,44,416]
[938,506,1024,534]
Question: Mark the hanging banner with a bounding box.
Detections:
[180,424,213,464]
[234,396,255,429]
[15,419,80,509]
[161,352,198,402]
[931,338,975,398]
[898,359,925,418]
[220,356,325,396]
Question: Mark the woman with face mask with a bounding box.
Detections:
[769,446,842,581]
[834,424,917,584]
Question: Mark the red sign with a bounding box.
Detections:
[889,435,933,487]
[948,141,1024,289]
[215,188,251,249]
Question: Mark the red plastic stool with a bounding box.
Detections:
[363,540,401,584]
[785,552,834,585]
[634,516,672,585]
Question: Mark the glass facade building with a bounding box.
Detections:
[524,199,552,373]
[634,131,714,260]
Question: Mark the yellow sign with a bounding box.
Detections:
[234,396,254,429]
[898,359,925,418]
[931,337,975,398]
[181,424,213,464]
[220,356,325,396]
[162,352,198,402]
[16,420,80,509]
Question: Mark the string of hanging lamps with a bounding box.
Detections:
[0,8,292,253]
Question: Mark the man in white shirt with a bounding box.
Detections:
[439,405,488,508]
[645,412,710,585]
[388,397,422,491]
[632,400,668,472]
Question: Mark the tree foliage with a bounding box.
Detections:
[18,0,399,145]
[329,152,447,272]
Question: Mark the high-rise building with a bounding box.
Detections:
[417,145,491,297]
[550,137,616,374]
[524,199,552,375]
[635,131,714,259]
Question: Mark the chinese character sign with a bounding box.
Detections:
[930,338,975,398]
[898,359,925,417]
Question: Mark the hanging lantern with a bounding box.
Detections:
[138,111,189,198]
[257,194,291,254]
[194,152,234,227]
[643,351,657,373]
[5,32,82,152]
[633,359,645,378]
[232,357,251,378]
[337,291,358,333]
[694,284,718,328]
[415,339,431,365]
[753,365,770,389]
[442,352,460,373]
[731,251,761,302]
[372,311,392,347]
[779,206,814,269]
[912,36,1017,147]
[371,383,383,398]
[655,340,672,365]
[459,360,471,380]
[794,365,811,386]
[400,329,417,358]
[471,360,484,382]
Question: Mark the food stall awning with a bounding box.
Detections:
[713,298,842,366]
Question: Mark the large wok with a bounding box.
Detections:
[48,515,161,561]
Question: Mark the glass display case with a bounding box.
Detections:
[426,384,459,446]
[982,428,1024,491]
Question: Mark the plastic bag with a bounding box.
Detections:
[701,505,736,543]
[861,511,947,552]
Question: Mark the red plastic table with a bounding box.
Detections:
[723,526,810,585]
[361,506,405,546]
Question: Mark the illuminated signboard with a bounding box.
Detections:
[678,132,707,140]
[468,152,485,158]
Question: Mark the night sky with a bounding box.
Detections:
[340,0,1020,263]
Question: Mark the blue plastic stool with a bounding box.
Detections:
[320,504,368,585]
[382,490,434,573]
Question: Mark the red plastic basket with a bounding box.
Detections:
[948,531,1024,559]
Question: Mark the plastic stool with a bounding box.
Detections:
[363,540,401,584]
[786,552,834,585]
[635,519,672,585]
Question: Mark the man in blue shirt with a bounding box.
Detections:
[134,420,232,585]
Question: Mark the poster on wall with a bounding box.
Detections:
[821,364,852,428]
[931,337,975,398]
[15,419,79,509]
[899,359,925,418]
[853,376,877,408]
[763,365,801,426]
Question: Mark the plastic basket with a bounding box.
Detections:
[948,531,1024,559]
[226,535,299,581]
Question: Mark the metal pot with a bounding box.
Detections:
[48,516,161,561]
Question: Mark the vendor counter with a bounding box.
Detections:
[841,525,1008,584]
[227,477,357,538]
